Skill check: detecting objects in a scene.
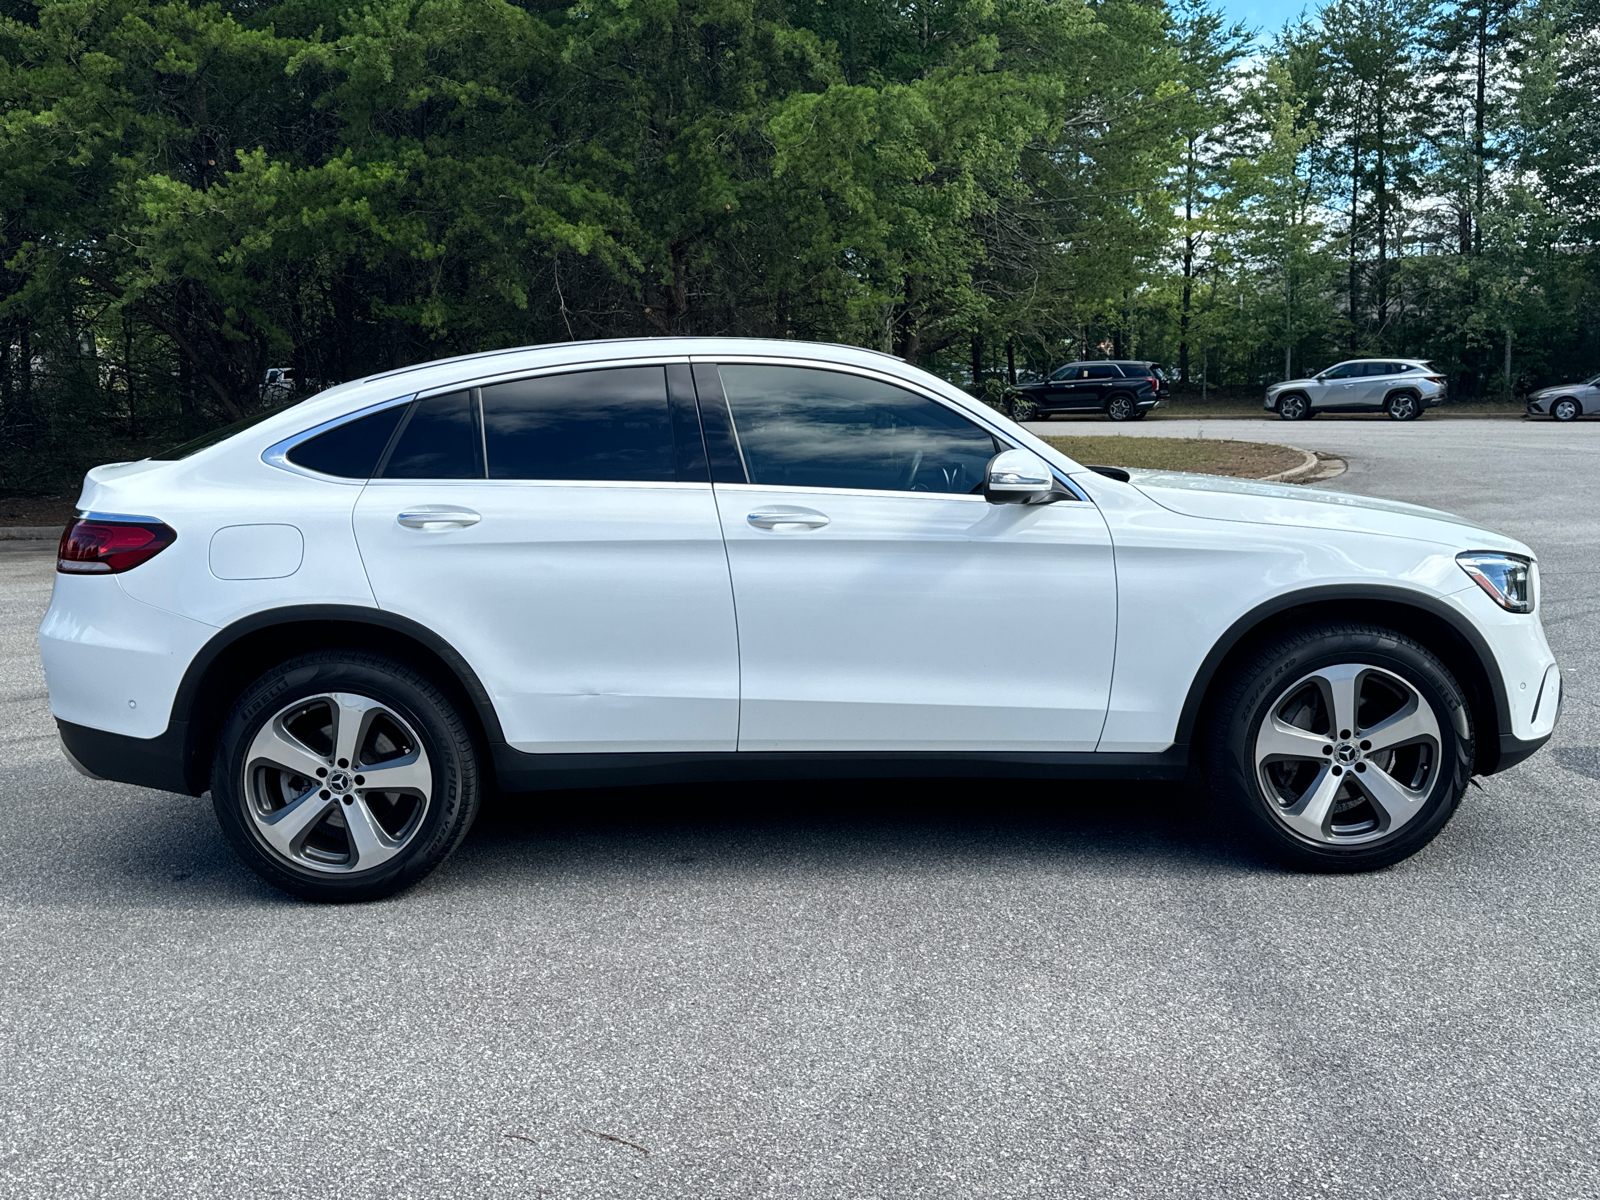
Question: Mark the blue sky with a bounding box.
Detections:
[1219,0,1314,39]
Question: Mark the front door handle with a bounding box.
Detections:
[397,507,481,530]
[747,507,830,531]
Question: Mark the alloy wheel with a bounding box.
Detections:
[1553,399,1579,422]
[1107,396,1133,421]
[1252,663,1442,846]
[1278,395,1307,420]
[243,692,433,874]
[1388,394,1418,420]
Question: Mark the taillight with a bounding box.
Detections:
[1426,376,1446,384]
[57,517,177,574]
[1146,376,1160,389]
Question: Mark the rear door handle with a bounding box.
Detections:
[747,508,830,531]
[397,507,481,529]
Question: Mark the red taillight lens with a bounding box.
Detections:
[1427,376,1446,384]
[1147,377,1159,389]
[57,518,177,574]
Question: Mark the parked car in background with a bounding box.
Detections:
[262,368,327,402]
[1525,374,1600,421]
[1265,359,1446,420]
[1008,360,1169,422]
[42,338,1558,900]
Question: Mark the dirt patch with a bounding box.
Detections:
[0,494,77,528]
[1041,435,1306,479]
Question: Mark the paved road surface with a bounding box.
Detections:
[3,419,1598,1198]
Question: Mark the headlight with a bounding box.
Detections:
[1457,552,1534,613]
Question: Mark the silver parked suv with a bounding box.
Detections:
[1265,359,1447,421]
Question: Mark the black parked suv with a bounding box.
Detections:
[1006,361,1170,422]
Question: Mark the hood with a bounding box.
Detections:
[1121,469,1530,555]
[1267,376,1317,392]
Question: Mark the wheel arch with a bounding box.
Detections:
[172,605,505,795]
[1554,395,1582,414]
[1175,586,1511,776]
[1384,387,1422,405]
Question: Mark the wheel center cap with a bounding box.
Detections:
[1335,743,1360,765]
[328,770,353,794]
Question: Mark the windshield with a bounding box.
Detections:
[150,401,301,460]
[1585,373,1600,387]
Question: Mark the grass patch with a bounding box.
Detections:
[1041,435,1306,479]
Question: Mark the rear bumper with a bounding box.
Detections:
[57,718,195,795]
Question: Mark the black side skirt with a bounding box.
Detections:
[489,744,1191,792]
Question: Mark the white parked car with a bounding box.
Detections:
[41,339,1559,900]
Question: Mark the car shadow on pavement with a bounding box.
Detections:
[440,777,1264,894]
[5,770,1264,910]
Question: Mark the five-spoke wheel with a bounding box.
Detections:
[213,652,481,901]
[1254,663,1441,846]
[1208,623,1472,871]
[1276,393,1309,420]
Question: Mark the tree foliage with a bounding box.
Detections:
[1,0,1597,487]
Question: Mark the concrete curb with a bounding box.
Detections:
[1258,447,1347,484]
[0,526,62,541]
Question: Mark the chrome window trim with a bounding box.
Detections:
[694,354,1088,502]
[262,393,417,483]
[410,355,692,403]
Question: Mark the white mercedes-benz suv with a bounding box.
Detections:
[40,339,1559,900]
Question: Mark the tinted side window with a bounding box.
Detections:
[719,365,1000,494]
[382,391,483,479]
[1323,364,1356,379]
[286,406,404,478]
[1049,365,1075,381]
[482,367,675,482]
[1084,366,1119,379]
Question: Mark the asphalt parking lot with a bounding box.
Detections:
[3,417,1598,1199]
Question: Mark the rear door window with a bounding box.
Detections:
[1084,366,1119,379]
[381,391,483,479]
[718,364,1001,494]
[481,367,676,482]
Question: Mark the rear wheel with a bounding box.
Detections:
[1106,394,1135,421]
[212,651,481,902]
[1276,393,1309,420]
[1206,623,1472,872]
[1006,395,1040,422]
[1386,391,1421,420]
[1552,397,1580,422]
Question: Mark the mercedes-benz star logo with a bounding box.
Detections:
[328,771,353,793]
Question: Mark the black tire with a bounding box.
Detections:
[1205,623,1473,872]
[212,650,482,902]
[1276,393,1309,420]
[1106,393,1135,421]
[1552,397,1580,422]
[1386,390,1421,420]
[1006,396,1040,423]
[1131,409,1148,420]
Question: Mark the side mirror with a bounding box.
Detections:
[984,448,1064,505]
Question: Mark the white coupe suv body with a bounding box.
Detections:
[40,338,1559,898]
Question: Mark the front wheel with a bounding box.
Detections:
[1552,398,1580,422]
[1106,394,1135,421]
[1276,393,1309,421]
[1206,623,1473,872]
[212,651,482,901]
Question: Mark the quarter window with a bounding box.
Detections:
[481,367,675,482]
[718,365,1001,494]
[382,391,483,479]
[286,406,405,478]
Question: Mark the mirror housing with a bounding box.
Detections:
[984,448,1066,505]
